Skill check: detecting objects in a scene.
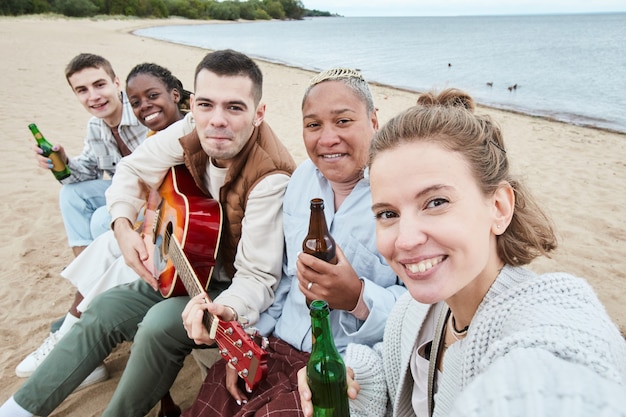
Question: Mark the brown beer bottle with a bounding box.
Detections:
[28,123,71,181]
[303,198,337,264]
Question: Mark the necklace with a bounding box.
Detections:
[448,314,469,341]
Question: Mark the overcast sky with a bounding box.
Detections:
[302,0,626,17]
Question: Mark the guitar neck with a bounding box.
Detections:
[167,235,218,338]
[167,233,268,391]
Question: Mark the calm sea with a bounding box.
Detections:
[135,14,626,133]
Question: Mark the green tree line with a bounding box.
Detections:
[0,0,335,20]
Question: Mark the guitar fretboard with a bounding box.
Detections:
[168,235,218,339]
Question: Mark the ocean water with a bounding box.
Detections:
[135,13,626,133]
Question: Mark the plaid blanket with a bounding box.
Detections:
[182,336,310,416]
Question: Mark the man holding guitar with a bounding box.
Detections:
[1,49,296,417]
[181,69,407,416]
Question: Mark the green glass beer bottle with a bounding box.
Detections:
[28,123,71,181]
[302,198,338,264]
[306,300,350,417]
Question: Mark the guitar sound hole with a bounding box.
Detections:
[153,221,175,277]
[163,222,174,258]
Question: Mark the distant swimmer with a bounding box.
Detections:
[508,83,518,91]
[486,82,493,87]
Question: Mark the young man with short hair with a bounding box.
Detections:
[35,53,148,257]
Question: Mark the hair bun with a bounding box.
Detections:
[417,88,475,112]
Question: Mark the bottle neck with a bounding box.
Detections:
[310,306,339,355]
[308,207,330,235]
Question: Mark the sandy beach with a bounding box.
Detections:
[0,14,624,416]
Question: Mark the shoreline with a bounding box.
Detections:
[131,16,626,135]
[1,15,624,416]
[9,13,626,134]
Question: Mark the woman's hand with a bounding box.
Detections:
[33,143,68,170]
[225,362,252,405]
[296,365,360,417]
[113,217,157,289]
[296,245,362,311]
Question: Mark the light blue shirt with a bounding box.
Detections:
[256,159,406,354]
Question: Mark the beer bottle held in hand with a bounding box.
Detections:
[303,198,337,264]
[307,299,350,417]
[28,123,71,181]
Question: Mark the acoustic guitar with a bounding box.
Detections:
[142,164,268,390]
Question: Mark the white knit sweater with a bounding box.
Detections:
[345,265,626,417]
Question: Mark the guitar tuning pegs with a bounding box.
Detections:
[229,357,239,366]
[234,339,243,348]
[238,315,250,327]
[219,348,229,356]
[244,326,259,337]
[260,336,269,350]
[244,350,253,359]
[245,327,269,350]
[238,369,249,378]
